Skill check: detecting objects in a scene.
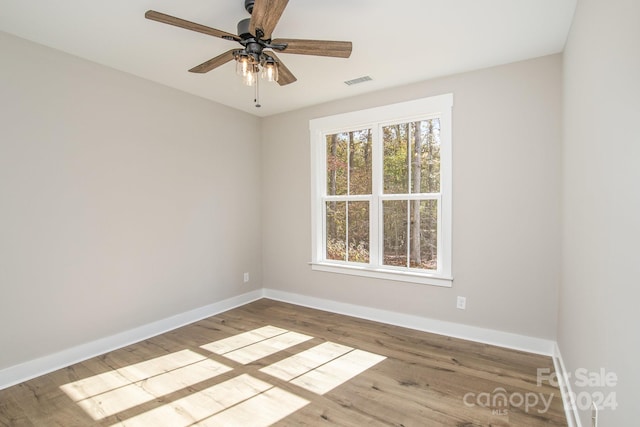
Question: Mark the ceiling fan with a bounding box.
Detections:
[145,0,353,92]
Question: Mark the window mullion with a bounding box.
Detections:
[380,193,440,201]
[406,200,410,268]
[345,201,350,262]
[407,123,412,268]
[370,125,382,269]
[346,133,351,197]
[436,194,443,274]
[314,130,327,263]
[325,195,370,202]
[408,123,412,195]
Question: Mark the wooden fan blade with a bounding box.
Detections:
[145,10,240,42]
[267,52,297,86]
[271,38,352,58]
[189,49,237,73]
[249,0,289,40]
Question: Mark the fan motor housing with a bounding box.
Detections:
[237,18,252,38]
[244,0,255,14]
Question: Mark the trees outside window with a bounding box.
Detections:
[310,94,452,286]
[325,129,371,263]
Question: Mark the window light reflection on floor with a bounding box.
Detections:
[260,342,387,395]
[289,349,387,395]
[60,325,386,426]
[200,325,288,354]
[259,341,353,381]
[200,326,313,364]
[60,350,231,420]
[112,374,308,427]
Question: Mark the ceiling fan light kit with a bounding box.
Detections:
[145,0,353,107]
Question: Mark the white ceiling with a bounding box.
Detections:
[0,0,576,117]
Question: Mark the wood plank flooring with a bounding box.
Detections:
[0,299,567,426]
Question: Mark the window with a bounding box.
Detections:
[310,94,453,286]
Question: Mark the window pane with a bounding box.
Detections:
[409,200,438,270]
[326,201,370,263]
[348,130,372,195]
[326,130,372,196]
[413,119,441,193]
[383,119,441,194]
[382,200,408,267]
[347,201,369,263]
[326,134,347,196]
[326,201,346,260]
[383,124,409,194]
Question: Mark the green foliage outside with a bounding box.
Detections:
[325,119,440,270]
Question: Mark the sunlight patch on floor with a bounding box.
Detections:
[290,349,387,395]
[61,326,385,425]
[259,342,387,395]
[60,350,231,420]
[200,325,287,354]
[111,374,306,427]
[194,386,309,427]
[217,331,313,364]
[259,341,353,381]
[201,326,313,365]
[60,349,206,402]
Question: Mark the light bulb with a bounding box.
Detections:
[261,61,278,82]
[236,53,250,77]
[243,66,257,86]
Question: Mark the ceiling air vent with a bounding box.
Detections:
[344,76,373,86]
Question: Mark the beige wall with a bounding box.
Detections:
[0,33,262,370]
[262,55,562,340]
[3,4,638,421]
[0,27,570,389]
[560,0,640,424]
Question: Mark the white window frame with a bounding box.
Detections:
[310,94,453,287]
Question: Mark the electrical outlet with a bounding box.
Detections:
[243,272,249,283]
[591,402,598,427]
[456,296,466,310]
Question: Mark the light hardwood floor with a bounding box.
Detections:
[0,299,567,426]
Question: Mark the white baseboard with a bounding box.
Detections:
[263,288,556,356]
[553,343,582,427]
[0,290,263,391]
[0,288,560,394]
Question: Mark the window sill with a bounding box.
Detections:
[310,262,453,287]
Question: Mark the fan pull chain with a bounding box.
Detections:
[254,74,261,108]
